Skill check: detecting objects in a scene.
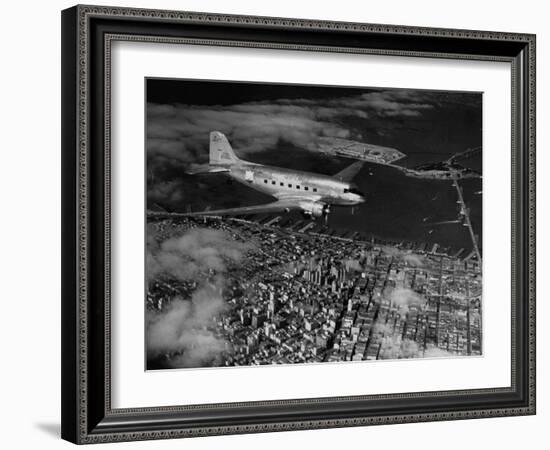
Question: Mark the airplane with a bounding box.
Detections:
[181,131,366,221]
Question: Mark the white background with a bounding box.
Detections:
[0,0,546,449]
[113,42,511,408]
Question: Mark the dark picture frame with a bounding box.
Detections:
[61,4,536,444]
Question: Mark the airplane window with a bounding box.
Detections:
[313,188,317,192]
[296,185,300,189]
[264,180,268,184]
[272,181,276,185]
[288,184,292,188]
[304,186,309,191]
[280,182,284,186]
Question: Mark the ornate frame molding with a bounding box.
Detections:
[61,4,536,444]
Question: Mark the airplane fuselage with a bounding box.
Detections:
[217,161,365,207]
[184,131,366,219]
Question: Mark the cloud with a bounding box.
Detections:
[380,245,426,267]
[379,336,420,360]
[146,227,255,368]
[147,180,185,206]
[379,337,453,360]
[388,287,426,313]
[147,282,229,368]
[422,345,454,358]
[169,332,228,368]
[147,228,254,283]
[146,101,350,168]
[373,321,395,335]
[402,253,426,267]
[355,91,434,117]
[379,245,402,258]
[146,89,438,176]
[344,258,363,272]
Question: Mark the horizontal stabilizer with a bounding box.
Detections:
[185,164,230,175]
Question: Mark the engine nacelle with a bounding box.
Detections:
[300,201,328,218]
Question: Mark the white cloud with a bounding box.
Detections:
[146,227,255,368]
[146,89,438,173]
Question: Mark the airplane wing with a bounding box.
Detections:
[333,160,365,182]
[155,198,310,217]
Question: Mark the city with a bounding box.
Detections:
[146,214,482,369]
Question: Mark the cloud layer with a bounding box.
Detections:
[147,282,228,368]
[388,287,426,313]
[380,245,427,267]
[146,89,439,176]
[147,228,253,283]
[146,228,255,368]
[378,333,454,360]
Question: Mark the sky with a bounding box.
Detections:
[146,78,482,252]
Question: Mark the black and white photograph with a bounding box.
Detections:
[2,0,543,447]
[145,79,483,370]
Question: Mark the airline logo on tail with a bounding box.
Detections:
[209,131,240,165]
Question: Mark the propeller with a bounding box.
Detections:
[323,204,331,224]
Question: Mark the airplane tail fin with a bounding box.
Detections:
[209,131,240,165]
